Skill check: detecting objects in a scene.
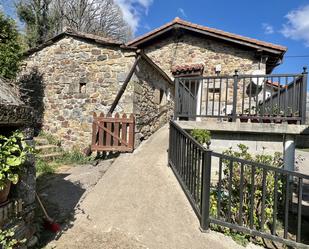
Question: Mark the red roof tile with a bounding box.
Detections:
[171,64,204,75]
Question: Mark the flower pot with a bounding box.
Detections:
[273,115,283,124]
[0,181,11,204]
[250,115,259,123]
[240,115,249,123]
[288,120,298,124]
[260,115,271,123]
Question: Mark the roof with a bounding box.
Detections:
[24,28,136,57]
[0,77,24,106]
[171,64,204,76]
[127,17,287,54]
[0,77,33,125]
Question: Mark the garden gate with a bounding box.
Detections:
[91,113,135,152]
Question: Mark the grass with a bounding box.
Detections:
[54,149,93,165]
[36,158,56,175]
[36,150,94,176]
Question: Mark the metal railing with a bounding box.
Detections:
[174,68,308,124]
[168,120,309,248]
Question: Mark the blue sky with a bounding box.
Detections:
[1,0,309,74]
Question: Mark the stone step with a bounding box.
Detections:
[39,152,63,161]
[34,137,49,146]
[36,145,61,154]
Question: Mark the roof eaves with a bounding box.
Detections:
[127,17,287,54]
[23,31,136,57]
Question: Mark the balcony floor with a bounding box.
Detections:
[176,119,309,135]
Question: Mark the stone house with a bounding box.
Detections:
[20,18,287,150]
[19,30,174,150]
[128,17,287,116]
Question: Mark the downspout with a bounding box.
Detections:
[108,52,142,114]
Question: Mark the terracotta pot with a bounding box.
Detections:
[250,115,259,123]
[240,115,249,123]
[0,181,11,204]
[273,115,283,124]
[287,120,298,124]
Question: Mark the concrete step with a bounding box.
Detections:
[34,137,49,146]
[39,152,63,161]
[36,144,62,154]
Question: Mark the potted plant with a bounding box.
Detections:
[273,105,283,124]
[190,129,211,148]
[247,106,259,123]
[240,108,249,123]
[286,108,298,124]
[0,131,32,204]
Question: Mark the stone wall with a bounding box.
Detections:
[133,58,174,142]
[145,33,266,77]
[19,36,174,150]
[145,33,267,115]
[19,37,137,149]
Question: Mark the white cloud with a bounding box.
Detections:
[262,23,274,34]
[281,4,309,47]
[178,8,187,18]
[115,0,153,34]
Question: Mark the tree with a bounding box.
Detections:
[16,0,54,47]
[0,11,22,79]
[16,0,132,48]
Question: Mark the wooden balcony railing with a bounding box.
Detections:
[174,67,308,124]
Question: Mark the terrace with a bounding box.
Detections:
[174,67,308,125]
[173,67,309,172]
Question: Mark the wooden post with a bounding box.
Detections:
[92,112,98,147]
[114,113,120,146]
[98,113,104,147]
[128,114,135,150]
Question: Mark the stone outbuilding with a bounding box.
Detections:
[19,30,174,150]
[19,18,287,150]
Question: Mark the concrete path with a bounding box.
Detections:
[49,125,247,249]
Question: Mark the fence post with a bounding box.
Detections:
[200,149,212,231]
[232,70,239,122]
[301,67,308,124]
[174,78,179,120]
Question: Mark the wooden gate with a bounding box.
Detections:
[91,113,135,152]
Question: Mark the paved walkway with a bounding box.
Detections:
[49,125,246,249]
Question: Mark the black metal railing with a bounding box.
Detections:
[174,68,308,124]
[169,120,309,248]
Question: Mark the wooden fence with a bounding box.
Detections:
[91,113,135,152]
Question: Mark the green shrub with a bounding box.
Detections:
[36,158,55,175]
[190,129,211,145]
[0,227,26,249]
[0,131,33,189]
[210,144,284,244]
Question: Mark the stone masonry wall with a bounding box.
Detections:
[133,58,174,143]
[19,37,136,150]
[145,33,266,77]
[19,36,174,150]
[145,33,267,115]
